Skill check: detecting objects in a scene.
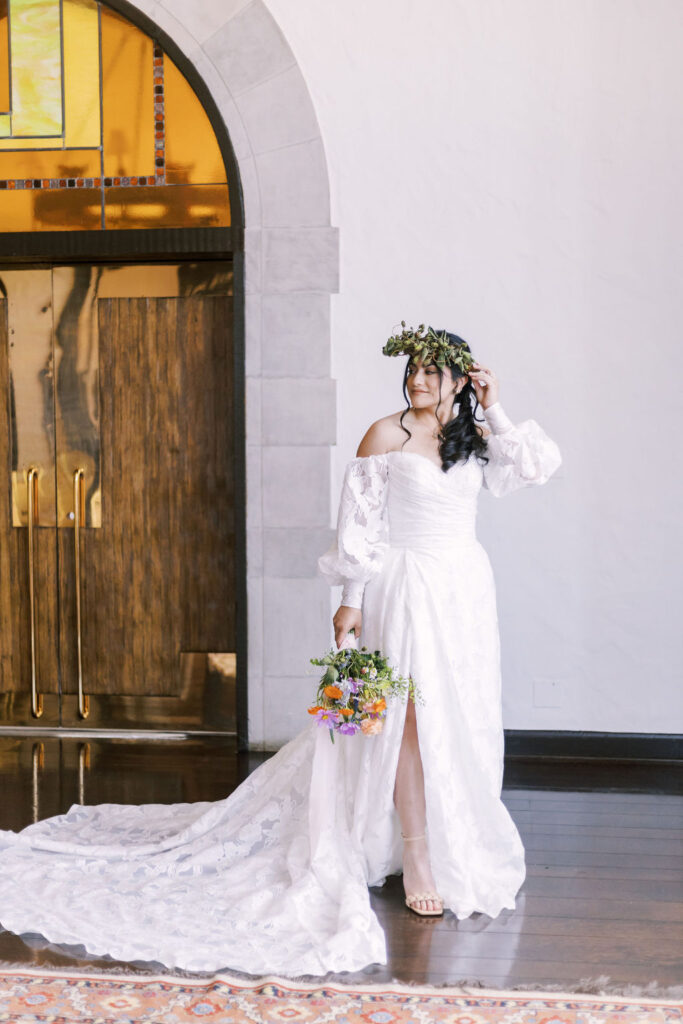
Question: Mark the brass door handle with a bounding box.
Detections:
[32,741,44,823]
[73,469,89,719]
[27,468,43,719]
[78,742,90,804]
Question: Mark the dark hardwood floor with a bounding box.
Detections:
[0,736,681,990]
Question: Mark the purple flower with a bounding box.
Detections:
[337,721,360,735]
[315,708,341,726]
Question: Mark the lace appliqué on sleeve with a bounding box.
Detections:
[317,455,389,608]
[482,402,562,498]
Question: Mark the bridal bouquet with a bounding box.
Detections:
[308,635,422,743]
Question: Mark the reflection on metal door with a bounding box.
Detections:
[0,264,236,732]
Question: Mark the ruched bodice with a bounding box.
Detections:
[385,450,481,549]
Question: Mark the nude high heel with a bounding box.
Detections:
[401,832,444,917]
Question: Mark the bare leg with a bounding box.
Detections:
[393,699,441,912]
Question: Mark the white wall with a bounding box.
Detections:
[264,0,683,734]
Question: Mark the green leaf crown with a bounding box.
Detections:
[383,322,475,374]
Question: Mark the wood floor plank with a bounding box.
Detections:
[388,930,680,967]
[526,862,682,882]
[420,913,682,945]
[519,828,683,852]
[525,847,682,870]
[504,789,682,807]
[504,796,683,816]
[521,874,682,901]
[517,821,683,838]
[510,810,683,829]
[501,894,682,922]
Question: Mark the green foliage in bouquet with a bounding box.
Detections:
[383,322,475,375]
[308,638,423,743]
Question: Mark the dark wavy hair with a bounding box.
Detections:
[398,330,490,473]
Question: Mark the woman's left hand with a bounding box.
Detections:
[468,362,500,409]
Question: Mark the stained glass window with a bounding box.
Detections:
[0,0,230,231]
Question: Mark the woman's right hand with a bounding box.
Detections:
[333,605,362,649]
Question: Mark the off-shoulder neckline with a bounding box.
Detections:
[350,450,462,474]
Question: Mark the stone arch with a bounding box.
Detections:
[112,0,339,749]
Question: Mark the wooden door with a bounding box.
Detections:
[0,265,236,732]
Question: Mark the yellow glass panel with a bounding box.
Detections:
[0,0,9,112]
[0,113,9,137]
[9,0,63,136]
[101,8,154,178]
[63,0,100,148]
[0,134,64,149]
[0,187,101,230]
[0,148,100,179]
[104,184,230,229]
[164,56,226,186]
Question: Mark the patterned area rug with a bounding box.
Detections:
[0,968,681,1024]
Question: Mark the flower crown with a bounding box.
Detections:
[382,322,475,375]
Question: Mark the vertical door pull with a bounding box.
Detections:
[32,741,44,822]
[73,469,89,719]
[78,742,90,804]
[27,468,43,719]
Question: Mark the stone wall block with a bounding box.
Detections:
[264,227,340,293]
[262,377,335,446]
[245,376,263,446]
[261,293,330,377]
[262,577,330,676]
[264,527,335,578]
[257,140,330,228]
[204,0,295,97]
[235,66,320,155]
[244,293,262,377]
[247,527,264,578]
[245,444,262,528]
[262,446,329,527]
[244,227,263,294]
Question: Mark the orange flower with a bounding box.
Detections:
[362,698,387,714]
[361,718,383,736]
[323,684,343,699]
[307,705,322,715]
[339,707,353,716]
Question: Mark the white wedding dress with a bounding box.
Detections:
[0,400,561,977]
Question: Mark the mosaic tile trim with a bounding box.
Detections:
[153,41,166,185]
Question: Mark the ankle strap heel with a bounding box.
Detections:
[401,832,426,841]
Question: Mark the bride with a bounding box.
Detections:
[0,325,562,978]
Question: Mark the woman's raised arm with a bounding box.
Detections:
[481,401,562,497]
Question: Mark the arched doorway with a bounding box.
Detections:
[0,0,246,738]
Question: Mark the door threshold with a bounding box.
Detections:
[0,728,236,741]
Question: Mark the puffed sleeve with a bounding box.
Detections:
[481,401,562,498]
[317,454,389,609]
